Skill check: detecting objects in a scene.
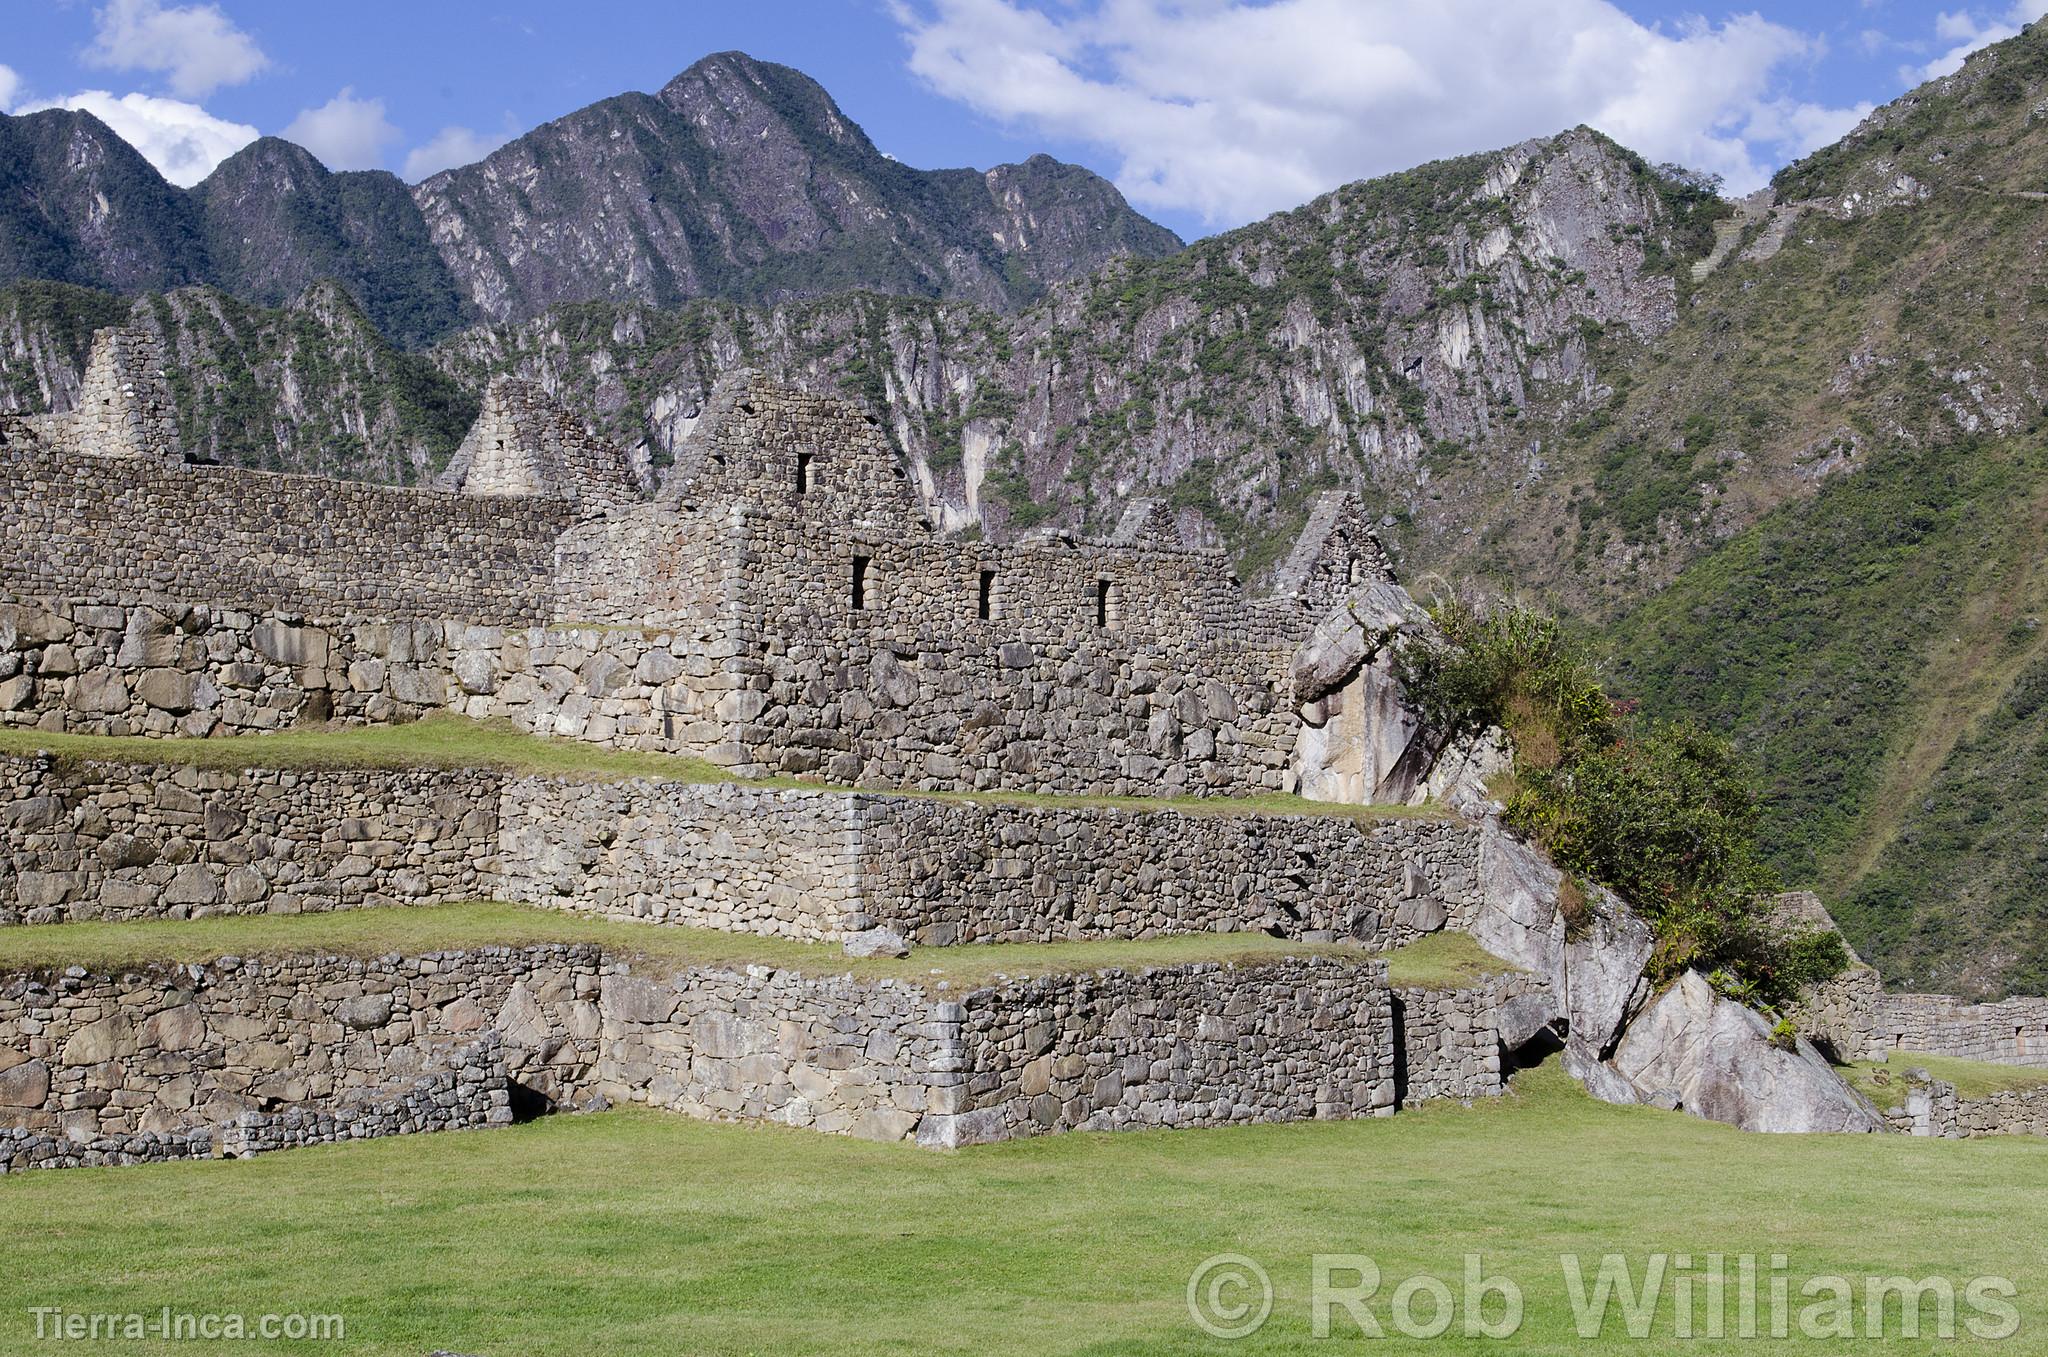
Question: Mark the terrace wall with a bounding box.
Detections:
[0,755,500,925]
[1393,971,1544,1106]
[1875,992,2048,1069]
[492,775,1489,947]
[0,945,1405,1166]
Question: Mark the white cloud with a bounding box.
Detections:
[893,0,1878,225]
[281,88,400,172]
[0,64,21,112]
[401,124,513,181]
[1903,3,2043,82]
[16,88,256,185]
[83,0,268,100]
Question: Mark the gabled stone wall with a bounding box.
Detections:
[437,377,643,510]
[5,325,177,464]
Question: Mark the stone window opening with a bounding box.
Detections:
[1095,577,1119,629]
[978,569,997,621]
[852,555,872,611]
[797,451,814,493]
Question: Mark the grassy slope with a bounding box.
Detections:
[0,900,1409,991]
[1585,32,2048,996]
[0,714,1442,822]
[1845,1049,2048,1109]
[1603,439,2048,993]
[1,1067,2043,1355]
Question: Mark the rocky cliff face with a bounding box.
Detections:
[411,52,1179,321]
[428,127,1707,576]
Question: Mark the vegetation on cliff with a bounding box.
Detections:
[1397,603,1846,1009]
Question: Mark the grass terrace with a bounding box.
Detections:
[0,900,1508,991]
[2,1064,2044,1355]
[1844,1050,2048,1109]
[0,714,1447,821]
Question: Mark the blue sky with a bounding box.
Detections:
[0,0,2033,240]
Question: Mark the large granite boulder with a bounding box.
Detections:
[1612,971,1885,1134]
[1465,824,1653,1055]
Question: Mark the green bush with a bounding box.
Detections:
[1396,603,1847,1010]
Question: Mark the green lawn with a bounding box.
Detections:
[3,1066,2043,1355]
[0,900,1411,991]
[0,714,1439,822]
[1844,1050,2048,1109]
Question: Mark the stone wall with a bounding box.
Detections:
[0,442,570,625]
[926,956,1396,1146]
[0,1039,508,1171]
[492,775,1488,947]
[1791,964,1883,1063]
[1,600,453,738]
[0,944,1411,1166]
[1875,992,2048,1069]
[1881,1068,2048,1138]
[1393,971,1542,1105]
[0,948,579,1161]
[494,778,863,940]
[851,796,1482,945]
[0,755,499,924]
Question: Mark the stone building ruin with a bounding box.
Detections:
[0,325,2038,1168]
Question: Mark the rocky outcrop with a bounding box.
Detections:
[1465,822,1653,1055]
[1611,971,1885,1134]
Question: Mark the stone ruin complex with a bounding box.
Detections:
[0,324,2040,1169]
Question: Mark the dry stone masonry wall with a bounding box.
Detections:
[852,797,1481,945]
[1873,992,2048,1069]
[0,447,569,625]
[0,755,498,925]
[494,778,863,940]
[0,945,1405,1168]
[1880,1067,2048,1139]
[0,600,465,738]
[924,956,1395,1145]
[491,776,1488,947]
[3,755,1489,943]
[1393,971,1545,1105]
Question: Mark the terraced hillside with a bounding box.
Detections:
[6,30,2048,991]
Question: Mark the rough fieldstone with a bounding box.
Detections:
[842,927,910,958]
[0,1059,50,1107]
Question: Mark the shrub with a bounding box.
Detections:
[1396,602,1848,1011]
